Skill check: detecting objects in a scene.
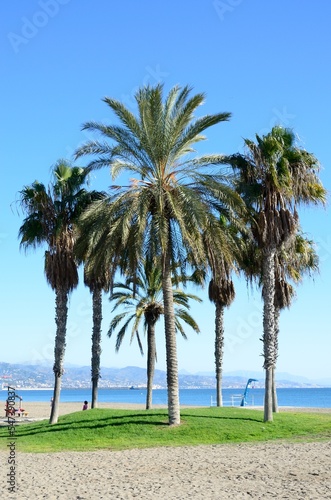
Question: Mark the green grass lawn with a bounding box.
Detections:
[1,407,330,453]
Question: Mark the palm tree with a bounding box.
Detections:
[208,267,235,407]
[108,260,201,409]
[83,264,112,408]
[228,126,326,421]
[74,191,114,409]
[270,232,319,412]
[75,84,244,425]
[207,216,242,407]
[18,161,92,424]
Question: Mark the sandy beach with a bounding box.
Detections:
[1,401,163,421]
[1,403,330,499]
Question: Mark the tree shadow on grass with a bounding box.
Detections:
[0,410,265,445]
[0,413,170,439]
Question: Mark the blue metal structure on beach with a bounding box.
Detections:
[240,378,258,406]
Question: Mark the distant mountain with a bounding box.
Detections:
[314,377,331,386]
[1,362,328,389]
[223,370,312,384]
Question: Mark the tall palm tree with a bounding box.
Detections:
[238,225,319,413]
[18,161,92,424]
[108,260,202,409]
[208,268,235,407]
[228,126,326,421]
[75,84,244,425]
[83,264,112,408]
[74,191,114,409]
[270,232,319,412]
[207,217,242,407]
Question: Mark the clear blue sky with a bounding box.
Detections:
[1,0,330,381]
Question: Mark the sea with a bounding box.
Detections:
[2,387,331,408]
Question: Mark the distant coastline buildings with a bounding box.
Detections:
[0,362,326,390]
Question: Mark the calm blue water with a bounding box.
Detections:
[2,387,330,408]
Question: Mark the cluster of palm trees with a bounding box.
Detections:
[18,84,326,426]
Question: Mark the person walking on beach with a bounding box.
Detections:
[82,401,88,410]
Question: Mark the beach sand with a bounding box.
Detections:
[1,401,163,421]
[1,403,330,499]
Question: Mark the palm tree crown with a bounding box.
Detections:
[109,261,201,350]
[75,84,243,278]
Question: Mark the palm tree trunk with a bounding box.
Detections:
[262,248,276,422]
[215,302,224,407]
[146,322,156,410]
[271,367,278,413]
[91,288,102,409]
[272,306,280,413]
[162,249,180,426]
[49,287,68,424]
